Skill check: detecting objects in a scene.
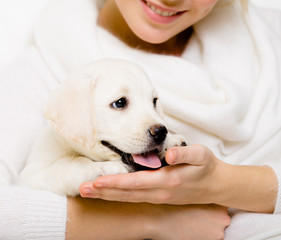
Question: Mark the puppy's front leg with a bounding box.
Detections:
[158,133,187,161]
[50,156,130,196]
[166,132,187,149]
[17,127,128,196]
[18,156,128,196]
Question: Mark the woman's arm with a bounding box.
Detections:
[66,197,230,240]
[215,162,277,213]
[80,144,278,213]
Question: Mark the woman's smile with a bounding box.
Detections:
[140,0,187,24]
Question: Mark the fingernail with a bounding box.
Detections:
[80,187,94,197]
[79,182,94,196]
[168,149,178,165]
[83,187,93,194]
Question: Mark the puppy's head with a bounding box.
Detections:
[46,59,168,171]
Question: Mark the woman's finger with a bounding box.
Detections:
[80,185,172,204]
[82,168,171,190]
[166,144,213,166]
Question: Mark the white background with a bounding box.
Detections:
[0,0,280,71]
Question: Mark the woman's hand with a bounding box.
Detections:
[67,197,231,240]
[80,144,278,213]
[80,144,225,205]
[150,204,231,240]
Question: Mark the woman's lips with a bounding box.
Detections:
[140,0,186,24]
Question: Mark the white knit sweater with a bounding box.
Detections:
[1,0,281,239]
[0,48,66,239]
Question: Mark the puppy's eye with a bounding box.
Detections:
[153,98,158,108]
[112,97,127,109]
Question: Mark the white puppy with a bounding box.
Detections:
[18,59,186,196]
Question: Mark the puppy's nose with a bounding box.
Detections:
[149,124,168,144]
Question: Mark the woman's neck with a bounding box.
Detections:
[98,0,192,56]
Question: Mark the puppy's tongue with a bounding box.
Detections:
[132,152,161,169]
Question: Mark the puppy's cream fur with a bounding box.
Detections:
[18,59,185,196]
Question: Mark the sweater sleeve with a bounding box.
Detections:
[267,164,281,214]
[0,47,67,239]
[0,186,66,240]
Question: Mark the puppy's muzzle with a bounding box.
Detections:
[149,124,168,145]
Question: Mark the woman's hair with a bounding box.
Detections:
[240,0,248,13]
[240,0,248,5]
[218,0,248,13]
[97,0,106,10]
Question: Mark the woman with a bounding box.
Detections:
[1,0,281,239]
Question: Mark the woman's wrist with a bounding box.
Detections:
[212,161,278,213]
[66,197,157,240]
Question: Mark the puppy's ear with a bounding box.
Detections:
[45,74,97,151]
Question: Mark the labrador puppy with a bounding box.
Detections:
[18,59,186,196]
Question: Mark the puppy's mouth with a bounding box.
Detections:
[101,141,167,171]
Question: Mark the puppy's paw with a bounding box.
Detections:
[100,161,129,176]
[158,134,187,162]
[167,133,187,149]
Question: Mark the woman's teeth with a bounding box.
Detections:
[145,1,178,17]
